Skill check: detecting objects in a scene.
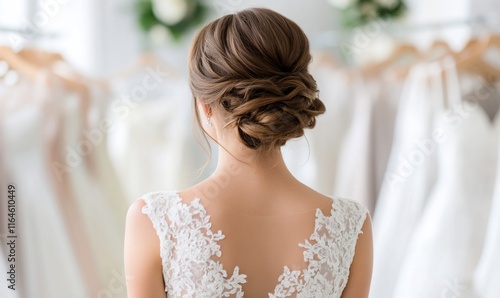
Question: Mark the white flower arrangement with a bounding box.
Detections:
[135,0,207,41]
[327,0,356,10]
[327,0,406,27]
[152,0,191,25]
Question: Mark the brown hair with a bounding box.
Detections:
[189,8,325,152]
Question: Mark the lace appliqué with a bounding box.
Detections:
[141,192,247,297]
[140,191,367,298]
[270,198,368,298]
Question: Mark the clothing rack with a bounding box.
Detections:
[311,14,500,49]
[388,14,500,36]
[0,26,61,50]
[0,26,60,38]
[0,26,61,53]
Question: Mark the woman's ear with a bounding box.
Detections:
[200,102,212,118]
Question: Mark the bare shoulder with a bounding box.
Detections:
[125,197,159,232]
[124,198,166,297]
[127,199,147,223]
[341,213,373,298]
[124,198,160,259]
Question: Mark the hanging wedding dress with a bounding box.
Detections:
[283,62,354,195]
[86,84,130,222]
[394,58,499,298]
[108,69,205,203]
[370,63,440,298]
[369,74,404,197]
[332,76,377,212]
[283,54,401,206]
[1,64,132,297]
[473,85,500,297]
[324,67,404,214]
[58,78,129,297]
[1,73,86,297]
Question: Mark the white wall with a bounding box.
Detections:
[403,0,472,51]
[37,0,339,77]
[5,0,500,76]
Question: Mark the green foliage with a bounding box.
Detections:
[337,0,407,28]
[135,0,208,42]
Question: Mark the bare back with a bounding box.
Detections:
[137,179,369,297]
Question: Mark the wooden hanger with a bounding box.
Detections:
[455,34,500,82]
[459,36,481,56]
[18,47,86,83]
[107,51,180,82]
[0,46,42,79]
[0,45,88,92]
[18,47,64,67]
[423,39,455,61]
[388,39,455,80]
[362,42,420,77]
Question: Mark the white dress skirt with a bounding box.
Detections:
[1,74,86,297]
[283,64,355,196]
[1,72,132,297]
[370,63,441,298]
[107,73,206,203]
[394,58,499,298]
[369,74,404,200]
[332,76,376,212]
[60,80,129,297]
[472,84,500,297]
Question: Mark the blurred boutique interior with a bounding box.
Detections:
[1,0,500,297]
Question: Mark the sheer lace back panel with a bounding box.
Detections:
[140,191,368,298]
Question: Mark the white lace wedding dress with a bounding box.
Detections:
[138,191,368,297]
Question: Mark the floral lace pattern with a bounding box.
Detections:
[270,196,368,297]
[140,191,367,298]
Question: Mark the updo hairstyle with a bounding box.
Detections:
[189,8,326,151]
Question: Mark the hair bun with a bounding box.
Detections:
[223,72,325,149]
[189,8,326,151]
